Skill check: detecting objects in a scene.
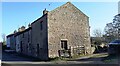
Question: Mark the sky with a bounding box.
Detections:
[1,2,118,42]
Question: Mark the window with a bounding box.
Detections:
[22,33,24,38]
[20,41,23,52]
[61,40,68,50]
[28,32,30,42]
[40,21,43,30]
[28,34,29,42]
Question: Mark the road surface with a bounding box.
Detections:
[2,51,39,61]
[1,52,119,66]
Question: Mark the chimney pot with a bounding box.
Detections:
[43,8,48,15]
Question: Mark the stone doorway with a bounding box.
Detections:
[61,40,68,50]
[37,44,39,56]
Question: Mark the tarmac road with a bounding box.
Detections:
[2,51,39,61]
[1,62,119,66]
[1,52,119,66]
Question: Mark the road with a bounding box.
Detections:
[1,52,119,66]
[2,51,39,61]
[2,51,107,62]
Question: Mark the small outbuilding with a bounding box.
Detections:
[108,39,120,55]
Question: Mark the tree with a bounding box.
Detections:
[104,14,120,42]
[92,29,103,45]
[92,29,105,53]
[1,33,6,50]
[1,33,6,46]
[93,29,102,37]
[2,33,6,42]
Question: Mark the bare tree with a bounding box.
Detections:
[93,29,102,37]
[92,29,103,45]
[1,33,6,46]
[2,33,6,42]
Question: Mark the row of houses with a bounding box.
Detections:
[6,2,92,60]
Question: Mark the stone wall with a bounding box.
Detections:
[10,35,16,50]
[15,34,21,53]
[15,28,32,57]
[31,14,48,60]
[6,37,10,48]
[21,28,32,56]
[48,2,91,58]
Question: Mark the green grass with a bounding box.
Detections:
[90,53,108,58]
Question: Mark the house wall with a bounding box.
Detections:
[27,29,32,56]
[31,15,48,60]
[22,31,28,55]
[22,28,32,56]
[48,2,91,57]
[15,28,32,56]
[10,35,16,50]
[15,35,20,52]
[6,37,10,48]
[15,33,23,53]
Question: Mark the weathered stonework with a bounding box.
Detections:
[31,14,48,60]
[48,2,91,57]
[6,34,16,50]
[15,27,32,56]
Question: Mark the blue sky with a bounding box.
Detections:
[1,2,118,42]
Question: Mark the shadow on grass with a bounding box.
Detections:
[101,54,120,63]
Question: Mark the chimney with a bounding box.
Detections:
[14,30,17,33]
[28,23,31,27]
[18,26,25,32]
[18,28,21,32]
[43,8,48,15]
[21,26,25,31]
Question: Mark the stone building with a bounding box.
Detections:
[6,26,26,51]
[49,2,91,57]
[6,34,16,50]
[15,32,22,53]
[30,2,91,59]
[6,2,91,60]
[15,26,32,56]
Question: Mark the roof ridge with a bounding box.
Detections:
[49,2,72,13]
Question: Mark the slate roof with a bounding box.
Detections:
[7,33,14,37]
